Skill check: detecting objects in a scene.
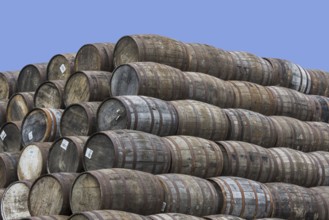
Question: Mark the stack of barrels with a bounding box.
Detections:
[0,34,328,220]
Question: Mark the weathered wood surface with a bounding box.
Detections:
[21,108,63,146]
[203,214,245,220]
[17,142,52,181]
[310,186,329,220]
[0,152,20,187]
[308,69,329,96]
[75,43,115,72]
[21,215,69,220]
[311,95,329,122]
[217,141,277,183]
[224,109,277,148]
[70,169,164,215]
[1,180,32,220]
[157,173,219,216]
[28,173,78,216]
[170,100,229,140]
[47,136,88,173]
[69,210,148,220]
[60,102,100,136]
[83,130,171,174]
[307,122,329,151]
[97,96,178,136]
[0,121,22,152]
[17,63,48,92]
[163,136,223,178]
[309,151,329,186]
[0,71,19,100]
[6,92,34,122]
[47,53,76,81]
[209,176,273,219]
[34,80,66,109]
[63,71,112,106]
[148,213,204,220]
[265,182,319,220]
[0,100,7,127]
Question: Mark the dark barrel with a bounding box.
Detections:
[307,122,329,151]
[75,43,115,72]
[17,63,48,92]
[311,95,329,122]
[69,210,148,220]
[307,69,329,96]
[28,173,79,216]
[217,141,277,183]
[204,215,245,220]
[0,71,19,99]
[0,100,7,126]
[228,81,276,115]
[157,173,219,216]
[163,136,223,178]
[47,53,76,81]
[63,71,112,106]
[47,136,88,173]
[224,109,277,148]
[114,34,189,71]
[60,102,101,136]
[265,182,318,220]
[6,92,34,122]
[17,142,52,181]
[0,121,22,152]
[310,186,329,220]
[0,152,20,187]
[83,130,171,174]
[170,100,229,140]
[1,180,32,220]
[269,148,319,187]
[148,213,204,220]
[97,96,178,136]
[34,80,66,109]
[309,151,329,186]
[209,176,273,219]
[70,169,165,215]
[21,216,69,220]
[21,108,63,146]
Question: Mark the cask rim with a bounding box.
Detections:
[110,63,140,96]
[75,44,103,72]
[34,81,63,109]
[6,92,32,122]
[63,71,91,106]
[113,35,140,67]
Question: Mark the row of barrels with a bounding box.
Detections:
[4,62,329,126]
[2,97,329,154]
[0,169,326,220]
[2,131,329,188]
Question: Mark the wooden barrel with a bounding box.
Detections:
[170,100,229,140]
[21,215,69,220]
[1,180,32,219]
[47,136,88,173]
[307,122,329,151]
[310,186,329,220]
[70,168,164,215]
[229,81,276,115]
[270,116,317,151]
[265,182,318,219]
[0,188,5,218]
[148,213,204,220]
[47,53,76,81]
[269,148,319,187]
[309,151,329,186]
[224,109,277,148]
[28,173,78,216]
[203,215,245,220]
[307,69,329,96]
[163,136,223,178]
[17,63,48,92]
[217,141,277,183]
[311,96,329,122]
[69,210,148,220]
[114,34,189,71]
[229,51,273,85]
[60,102,101,136]
[6,92,34,122]
[21,108,63,146]
[262,58,283,86]
[0,121,22,152]
[63,71,112,106]
[157,173,219,216]
[185,43,236,81]
[0,152,20,187]
[209,176,273,219]
[97,96,178,136]
[34,80,66,109]
[75,43,115,72]
[0,100,7,126]
[0,71,19,99]
[83,130,170,174]
[17,142,52,181]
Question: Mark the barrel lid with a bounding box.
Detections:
[47,53,76,81]
[34,81,63,109]
[75,44,102,71]
[63,72,91,106]
[113,35,140,67]
[111,64,139,96]
[60,104,90,136]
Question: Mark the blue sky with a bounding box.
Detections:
[1,1,328,71]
